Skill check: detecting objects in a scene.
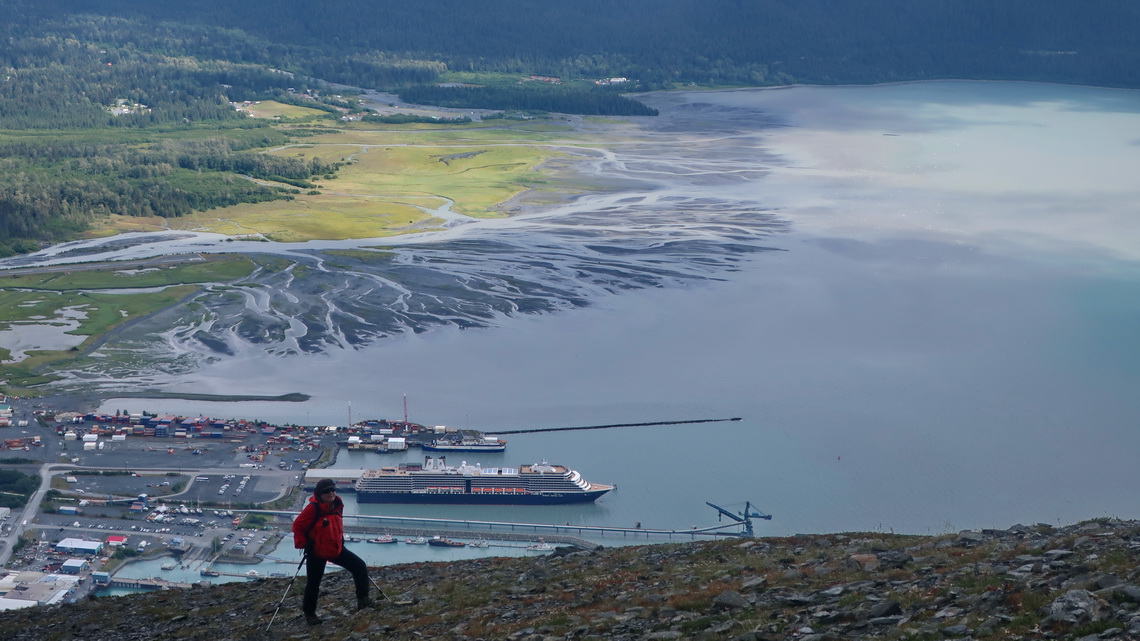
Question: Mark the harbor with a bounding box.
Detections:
[2,391,767,604]
[90,500,762,597]
[265,509,756,542]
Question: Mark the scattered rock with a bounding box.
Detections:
[3,520,1140,640]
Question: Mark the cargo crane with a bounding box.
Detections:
[706,501,772,538]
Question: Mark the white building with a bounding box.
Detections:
[0,571,78,608]
[54,538,103,555]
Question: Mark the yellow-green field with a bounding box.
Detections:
[94,119,594,242]
[234,100,330,120]
[167,193,440,242]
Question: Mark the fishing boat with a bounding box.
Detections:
[355,457,612,505]
[422,436,507,453]
[200,569,220,577]
[403,536,428,545]
[427,537,465,548]
[525,539,555,552]
[367,535,398,544]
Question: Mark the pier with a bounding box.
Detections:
[243,509,750,544]
[110,577,195,590]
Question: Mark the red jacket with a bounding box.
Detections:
[292,495,345,560]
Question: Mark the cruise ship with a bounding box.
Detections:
[354,456,613,504]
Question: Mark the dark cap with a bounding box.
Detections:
[314,478,336,496]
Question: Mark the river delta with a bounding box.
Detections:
[3,81,1140,537]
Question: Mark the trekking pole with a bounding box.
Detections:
[368,574,390,602]
[266,551,307,632]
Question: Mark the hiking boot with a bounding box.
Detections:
[304,613,324,626]
[357,596,375,611]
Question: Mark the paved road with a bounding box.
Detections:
[0,395,316,568]
[0,462,57,567]
[0,462,300,567]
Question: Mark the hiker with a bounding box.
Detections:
[292,478,373,625]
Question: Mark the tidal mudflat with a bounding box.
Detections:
[13,81,1140,535]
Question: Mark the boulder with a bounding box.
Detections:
[711,590,751,610]
[1045,589,1111,626]
[868,600,903,618]
[876,550,912,569]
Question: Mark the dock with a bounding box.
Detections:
[244,509,751,542]
[110,577,195,590]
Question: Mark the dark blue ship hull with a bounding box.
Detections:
[355,488,610,505]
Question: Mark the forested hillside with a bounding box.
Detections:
[2,0,1139,255]
[23,0,1140,88]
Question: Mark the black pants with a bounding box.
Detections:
[302,547,369,615]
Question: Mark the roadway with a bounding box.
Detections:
[0,395,318,568]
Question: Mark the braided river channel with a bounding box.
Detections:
[9,81,1140,538]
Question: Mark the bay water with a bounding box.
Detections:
[92,81,1140,540]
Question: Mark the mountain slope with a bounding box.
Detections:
[1,520,1139,640]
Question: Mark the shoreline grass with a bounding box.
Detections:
[91,119,591,242]
[0,256,257,393]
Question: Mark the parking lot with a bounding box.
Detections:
[2,395,334,578]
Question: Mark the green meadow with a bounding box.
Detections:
[107,117,590,241]
[2,110,630,392]
[234,100,330,120]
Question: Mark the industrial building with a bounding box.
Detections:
[0,571,79,609]
[53,538,103,555]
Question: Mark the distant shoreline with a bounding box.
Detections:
[103,392,310,403]
[29,391,310,418]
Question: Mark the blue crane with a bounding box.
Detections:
[706,501,772,538]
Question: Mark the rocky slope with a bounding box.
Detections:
[2,519,1139,641]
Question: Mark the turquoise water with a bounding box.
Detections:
[96,535,542,597]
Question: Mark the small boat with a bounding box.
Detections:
[246,570,260,577]
[471,539,490,548]
[200,569,220,577]
[345,536,362,543]
[525,539,555,552]
[403,536,427,545]
[367,535,398,544]
[427,537,465,548]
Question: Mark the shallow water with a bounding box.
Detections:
[67,81,1140,536]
